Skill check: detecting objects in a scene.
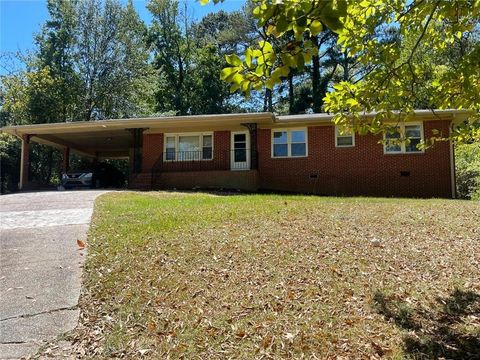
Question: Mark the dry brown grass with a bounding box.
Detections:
[69,192,479,359]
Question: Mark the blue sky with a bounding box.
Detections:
[0,0,245,75]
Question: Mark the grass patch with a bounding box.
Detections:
[73,192,480,359]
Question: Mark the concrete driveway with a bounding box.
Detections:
[0,190,106,359]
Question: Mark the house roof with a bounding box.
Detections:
[0,109,472,158]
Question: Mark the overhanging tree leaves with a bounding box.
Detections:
[209,0,480,143]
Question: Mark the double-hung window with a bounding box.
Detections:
[164,133,213,161]
[384,123,424,154]
[272,128,307,158]
[335,126,355,147]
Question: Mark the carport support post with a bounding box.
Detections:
[62,147,70,173]
[19,134,31,190]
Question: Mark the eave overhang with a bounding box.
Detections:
[0,110,473,158]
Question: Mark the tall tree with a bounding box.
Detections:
[148,1,258,115]
[76,0,150,120]
[148,0,193,115]
[188,45,232,114]
[34,0,79,122]
[0,0,152,189]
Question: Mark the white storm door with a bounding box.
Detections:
[231,131,250,170]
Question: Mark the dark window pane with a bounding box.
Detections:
[406,138,421,152]
[234,142,246,150]
[234,133,246,142]
[385,129,400,139]
[337,136,353,146]
[234,149,246,162]
[405,125,421,138]
[291,143,306,156]
[166,149,175,161]
[202,147,212,159]
[273,144,288,157]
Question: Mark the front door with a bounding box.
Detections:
[231,131,250,170]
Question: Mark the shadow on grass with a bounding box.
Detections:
[373,289,480,359]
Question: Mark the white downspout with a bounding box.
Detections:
[449,121,456,199]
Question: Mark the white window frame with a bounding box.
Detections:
[383,122,424,154]
[271,128,308,158]
[335,126,355,147]
[163,132,214,161]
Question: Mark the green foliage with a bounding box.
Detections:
[325,0,480,143]
[76,0,152,119]
[34,0,80,122]
[189,45,233,114]
[0,0,153,186]
[28,142,63,186]
[209,0,480,143]
[0,134,20,193]
[148,0,252,115]
[2,0,153,122]
[193,9,257,54]
[455,143,480,200]
[147,0,194,115]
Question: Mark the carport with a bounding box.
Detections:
[0,113,274,189]
[1,119,147,189]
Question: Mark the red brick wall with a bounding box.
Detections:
[155,170,258,191]
[257,120,452,198]
[142,131,231,173]
[213,130,231,169]
[139,121,452,198]
[142,133,163,172]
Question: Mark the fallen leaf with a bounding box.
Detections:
[261,334,273,349]
[77,239,86,249]
[138,349,150,356]
[235,329,246,338]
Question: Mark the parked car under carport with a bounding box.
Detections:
[61,162,125,189]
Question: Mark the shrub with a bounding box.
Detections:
[456,143,480,200]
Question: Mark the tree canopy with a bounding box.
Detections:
[210,0,480,143]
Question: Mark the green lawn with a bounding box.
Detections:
[71,192,480,359]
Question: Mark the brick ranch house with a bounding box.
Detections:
[1,110,471,198]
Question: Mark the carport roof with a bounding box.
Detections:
[0,112,275,158]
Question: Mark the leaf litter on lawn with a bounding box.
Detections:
[50,192,479,359]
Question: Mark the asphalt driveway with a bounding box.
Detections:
[0,190,106,359]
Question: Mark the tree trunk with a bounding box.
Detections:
[288,72,294,114]
[311,35,322,113]
[263,88,273,112]
[178,57,185,115]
